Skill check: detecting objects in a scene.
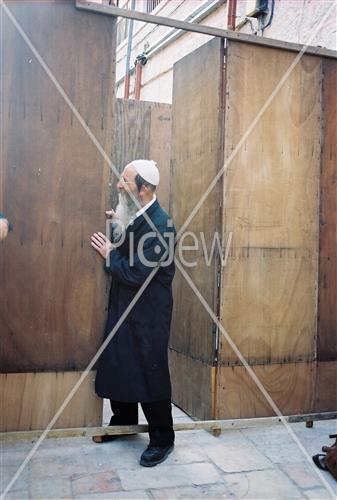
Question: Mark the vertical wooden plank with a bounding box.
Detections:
[314,361,337,412]
[317,58,337,361]
[112,99,172,212]
[148,102,172,212]
[219,42,321,367]
[0,1,116,429]
[169,38,224,418]
[216,41,321,418]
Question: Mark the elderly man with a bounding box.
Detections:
[91,159,176,467]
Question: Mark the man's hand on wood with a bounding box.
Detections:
[91,232,113,259]
[0,219,9,241]
[106,209,117,218]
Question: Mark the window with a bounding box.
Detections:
[146,0,161,13]
[116,0,130,45]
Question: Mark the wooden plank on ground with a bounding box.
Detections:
[2,411,336,441]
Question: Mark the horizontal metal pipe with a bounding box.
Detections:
[75,1,337,59]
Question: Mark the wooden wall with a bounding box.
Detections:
[0,1,116,430]
[112,99,171,211]
[216,41,321,418]
[315,58,337,413]
[169,38,224,420]
[170,38,337,420]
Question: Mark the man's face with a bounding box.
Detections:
[117,164,138,198]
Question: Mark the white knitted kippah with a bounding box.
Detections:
[131,159,160,186]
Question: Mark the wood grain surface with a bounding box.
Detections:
[112,99,171,211]
[170,37,224,365]
[0,1,116,372]
[219,41,321,366]
[317,58,337,362]
[0,371,101,431]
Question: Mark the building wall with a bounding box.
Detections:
[115,0,336,103]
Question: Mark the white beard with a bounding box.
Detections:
[112,192,139,241]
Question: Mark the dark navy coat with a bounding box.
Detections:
[95,200,176,402]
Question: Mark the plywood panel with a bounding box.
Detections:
[0,1,115,372]
[219,249,317,364]
[170,37,224,364]
[112,99,171,212]
[317,59,337,361]
[216,362,315,419]
[169,349,213,420]
[219,42,321,365]
[149,103,172,212]
[112,99,151,174]
[314,361,337,412]
[0,371,101,432]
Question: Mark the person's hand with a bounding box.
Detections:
[106,209,117,219]
[91,232,113,259]
[0,219,9,241]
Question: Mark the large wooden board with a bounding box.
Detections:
[112,99,171,211]
[317,59,337,361]
[314,361,337,412]
[219,42,321,366]
[170,37,224,366]
[0,1,116,431]
[0,372,101,432]
[169,350,213,421]
[0,1,115,372]
[216,362,315,419]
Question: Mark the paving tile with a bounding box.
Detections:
[1,450,32,468]
[29,476,73,499]
[240,426,295,447]
[256,442,306,465]
[150,483,234,499]
[0,441,35,454]
[75,490,150,499]
[71,470,122,496]
[30,449,88,478]
[118,463,223,490]
[225,469,303,498]
[1,465,30,492]
[281,462,324,489]
[81,443,141,472]
[162,444,208,466]
[1,489,30,500]
[203,441,272,473]
[304,487,336,499]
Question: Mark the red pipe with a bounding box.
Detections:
[124,72,130,99]
[134,62,143,100]
[227,0,237,30]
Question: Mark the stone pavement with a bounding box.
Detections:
[1,403,336,499]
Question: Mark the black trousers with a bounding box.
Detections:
[109,399,174,447]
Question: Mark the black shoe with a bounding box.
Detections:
[140,444,174,467]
